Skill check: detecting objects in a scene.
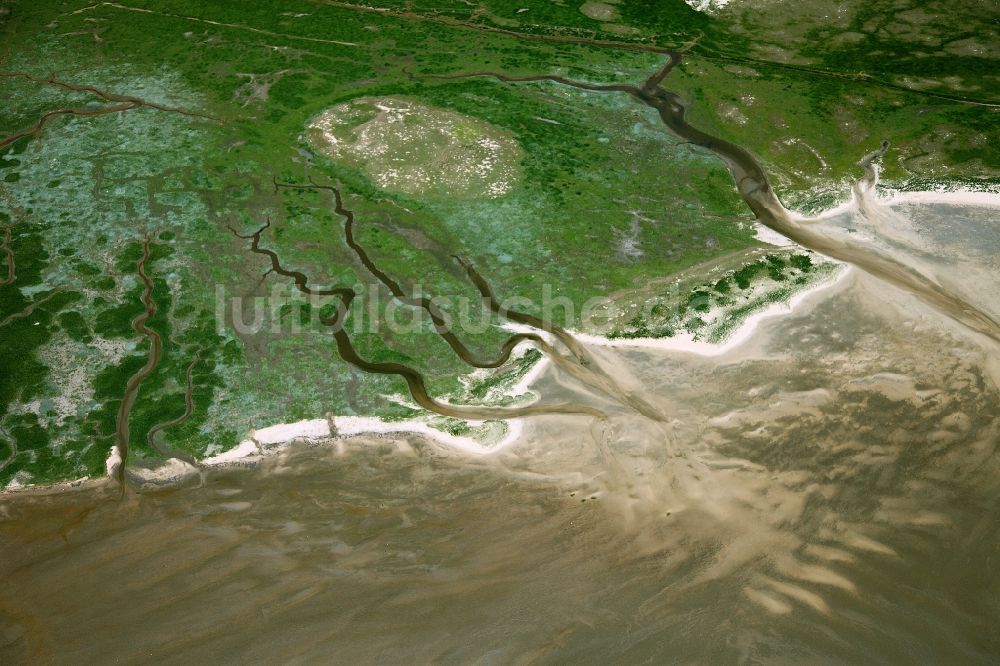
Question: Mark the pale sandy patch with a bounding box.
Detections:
[571,266,850,357]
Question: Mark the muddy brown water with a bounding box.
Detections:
[3,57,1000,664]
[436,59,1000,345]
[2,263,999,663]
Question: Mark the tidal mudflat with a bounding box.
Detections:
[3,250,999,662]
[2,0,998,661]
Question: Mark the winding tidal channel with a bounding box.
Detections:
[428,55,1000,345]
[2,53,1000,664]
[235,53,1000,436]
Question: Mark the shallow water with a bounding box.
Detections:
[2,203,1000,664]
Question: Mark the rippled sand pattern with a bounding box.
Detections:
[2,258,999,662]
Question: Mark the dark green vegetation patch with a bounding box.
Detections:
[0,0,994,485]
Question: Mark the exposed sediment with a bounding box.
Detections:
[268,178,664,420]
[112,241,162,485]
[228,210,606,422]
[272,177,550,369]
[423,56,1000,346]
[145,349,201,465]
[1,102,142,150]
[0,71,222,150]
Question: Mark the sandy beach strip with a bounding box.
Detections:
[571,265,850,357]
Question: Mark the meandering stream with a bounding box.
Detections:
[2,47,999,665]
